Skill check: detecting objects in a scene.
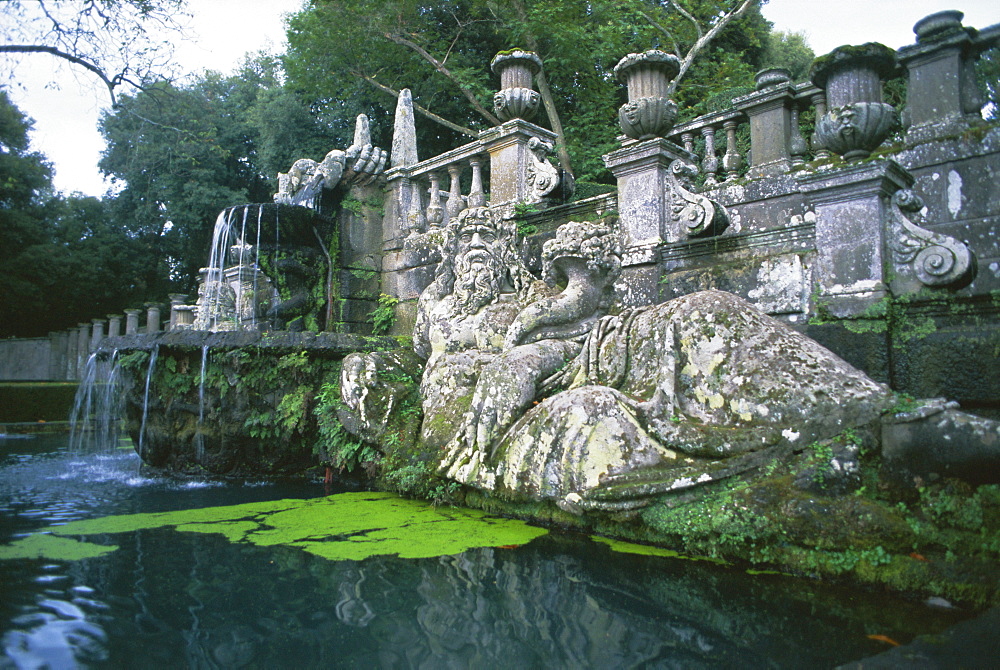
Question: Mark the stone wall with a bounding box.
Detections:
[0,338,53,381]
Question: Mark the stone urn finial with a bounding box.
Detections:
[754,67,791,91]
[491,50,543,122]
[613,50,681,141]
[810,43,900,161]
[913,10,965,43]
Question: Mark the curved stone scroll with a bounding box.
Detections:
[667,160,730,239]
[525,137,561,202]
[888,189,975,290]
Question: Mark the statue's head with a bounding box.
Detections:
[434,207,516,316]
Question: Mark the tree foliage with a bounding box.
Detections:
[761,30,814,81]
[0,89,151,336]
[98,55,342,298]
[284,0,777,182]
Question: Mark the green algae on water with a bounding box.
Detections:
[0,533,118,561]
[3,492,548,563]
[592,535,728,564]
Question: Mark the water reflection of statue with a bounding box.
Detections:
[344,207,897,510]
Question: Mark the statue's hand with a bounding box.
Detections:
[317,150,346,189]
[343,143,388,186]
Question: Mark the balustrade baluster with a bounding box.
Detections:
[722,120,744,181]
[407,179,426,234]
[426,171,444,228]
[468,158,487,207]
[810,92,832,160]
[447,164,464,219]
[700,126,719,187]
[789,105,808,167]
[681,131,695,155]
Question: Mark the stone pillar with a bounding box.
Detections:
[48,332,67,381]
[64,328,79,380]
[107,314,123,338]
[144,303,161,334]
[124,309,141,335]
[733,69,796,177]
[797,159,913,316]
[90,318,106,351]
[76,323,90,375]
[385,88,420,251]
[603,137,698,262]
[898,10,985,144]
[479,119,558,205]
[168,294,188,330]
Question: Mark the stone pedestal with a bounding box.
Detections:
[168,294,188,330]
[145,303,161,334]
[733,79,796,178]
[173,305,196,329]
[124,309,141,335]
[603,137,697,264]
[64,329,78,380]
[107,314,123,338]
[90,318,106,351]
[898,11,984,144]
[797,160,913,316]
[76,324,90,374]
[479,119,558,205]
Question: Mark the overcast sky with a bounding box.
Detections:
[1,0,997,197]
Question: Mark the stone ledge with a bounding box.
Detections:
[99,331,400,355]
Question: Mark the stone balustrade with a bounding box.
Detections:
[658,12,998,188]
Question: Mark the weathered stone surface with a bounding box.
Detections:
[391,89,418,168]
[339,206,912,509]
[882,402,1000,485]
[275,116,386,208]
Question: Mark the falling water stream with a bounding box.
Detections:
[137,347,159,458]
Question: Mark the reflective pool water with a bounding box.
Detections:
[1,434,967,668]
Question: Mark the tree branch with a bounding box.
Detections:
[352,72,479,138]
[0,44,118,104]
[384,31,502,126]
[666,0,703,40]
[639,9,682,57]
[666,0,759,97]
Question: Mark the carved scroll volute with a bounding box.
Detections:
[888,189,975,291]
[666,159,730,239]
[526,137,560,202]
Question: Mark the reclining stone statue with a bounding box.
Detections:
[340,205,1000,512]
